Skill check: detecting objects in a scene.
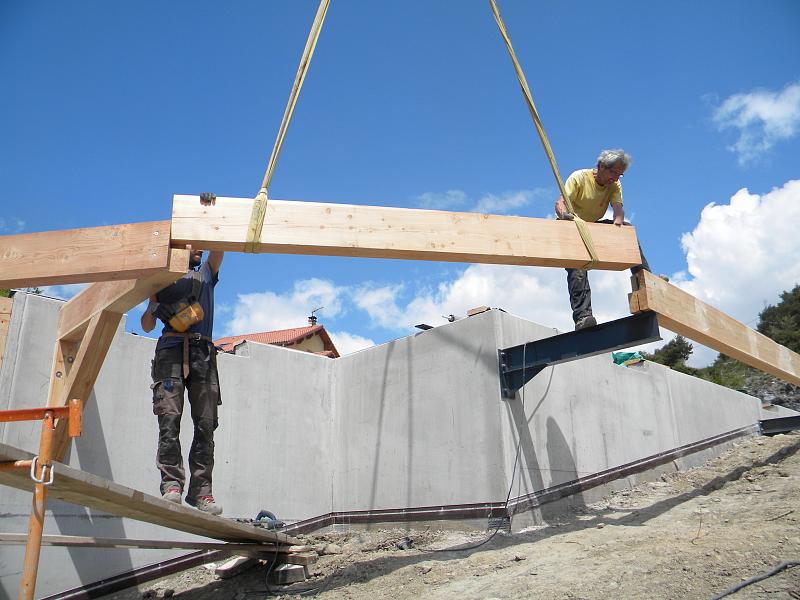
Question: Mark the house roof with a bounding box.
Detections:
[214,325,340,358]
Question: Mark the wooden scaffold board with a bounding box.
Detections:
[0,442,300,546]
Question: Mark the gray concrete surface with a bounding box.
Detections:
[0,292,783,598]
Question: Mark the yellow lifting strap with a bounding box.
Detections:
[245,0,331,253]
[488,0,599,270]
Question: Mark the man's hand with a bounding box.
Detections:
[200,192,216,206]
[554,196,574,220]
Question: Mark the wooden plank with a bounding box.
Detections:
[0,221,172,288]
[0,297,11,368]
[0,442,300,545]
[171,195,642,270]
[57,248,189,341]
[50,311,123,460]
[0,534,285,554]
[629,270,800,386]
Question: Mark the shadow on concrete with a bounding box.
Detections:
[53,391,134,586]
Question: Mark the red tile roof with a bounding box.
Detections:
[214,325,340,358]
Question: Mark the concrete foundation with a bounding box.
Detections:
[0,292,779,598]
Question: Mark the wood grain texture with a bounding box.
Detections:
[57,248,189,341]
[0,443,300,545]
[0,221,172,288]
[630,270,800,386]
[0,534,295,556]
[171,195,643,270]
[0,296,11,369]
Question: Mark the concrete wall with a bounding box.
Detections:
[0,293,772,597]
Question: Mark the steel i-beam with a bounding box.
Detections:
[498,311,661,398]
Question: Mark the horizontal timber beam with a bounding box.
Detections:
[171,195,643,270]
[629,270,800,386]
[0,221,172,288]
[58,248,189,341]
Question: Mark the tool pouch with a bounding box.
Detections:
[155,271,204,332]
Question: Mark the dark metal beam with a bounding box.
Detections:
[760,415,800,436]
[498,311,661,398]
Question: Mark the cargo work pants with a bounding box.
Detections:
[566,219,652,324]
[151,341,221,500]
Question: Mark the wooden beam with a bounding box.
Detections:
[629,270,800,386]
[0,221,172,288]
[0,442,301,545]
[50,311,122,460]
[0,296,12,370]
[0,534,298,555]
[171,195,643,270]
[57,248,189,342]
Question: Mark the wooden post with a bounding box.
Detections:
[18,411,56,600]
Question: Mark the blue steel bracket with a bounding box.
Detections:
[498,311,661,399]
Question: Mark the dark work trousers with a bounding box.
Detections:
[151,341,221,500]
[566,219,652,324]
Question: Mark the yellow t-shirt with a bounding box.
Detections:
[563,169,623,222]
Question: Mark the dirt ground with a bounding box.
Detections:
[104,431,800,600]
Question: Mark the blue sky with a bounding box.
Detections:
[2,1,799,364]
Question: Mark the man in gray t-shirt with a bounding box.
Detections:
[141,193,224,515]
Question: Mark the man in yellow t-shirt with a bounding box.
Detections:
[554,149,654,330]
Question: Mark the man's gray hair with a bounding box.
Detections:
[597,149,632,169]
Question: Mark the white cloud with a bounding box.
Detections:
[329,331,375,356]
[352,264,636,335]
[224,278,346,335]
[416,190,468,210]
[0,218,26,233]
[351,283,405,329]
[473,190,539,214]
[713,82,800,164]
[673,180,800,365]
[415,188,549,215]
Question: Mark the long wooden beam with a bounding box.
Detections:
[0,443,300,545]
[57,248,189,342]
[629,270,800,386]
[171,195,643,270]
[0,221,172,288]
[0,533,290,554]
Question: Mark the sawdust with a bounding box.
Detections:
[103,431,800,600]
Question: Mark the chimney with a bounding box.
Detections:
[308,314,318,326]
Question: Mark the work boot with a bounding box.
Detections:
[575,315,597,331]
[161,487,182,504]
[188,495,223,516]
[658,274,670,282]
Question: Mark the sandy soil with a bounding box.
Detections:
[104,431,800,600]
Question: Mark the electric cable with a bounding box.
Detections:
[710,561,799,600]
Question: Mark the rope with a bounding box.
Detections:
[245,0,331,253]
[488,0,599,269]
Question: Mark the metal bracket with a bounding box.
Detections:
[498,312,661,399]
[30,456,55,486]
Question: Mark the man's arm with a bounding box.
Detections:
[612,203,624,226]
[141,295,158,333]
[207,251,224,276]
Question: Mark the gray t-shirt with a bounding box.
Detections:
[155,261,219,351]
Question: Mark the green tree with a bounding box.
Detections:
[641,335,698,376]
[757,285,800,353]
